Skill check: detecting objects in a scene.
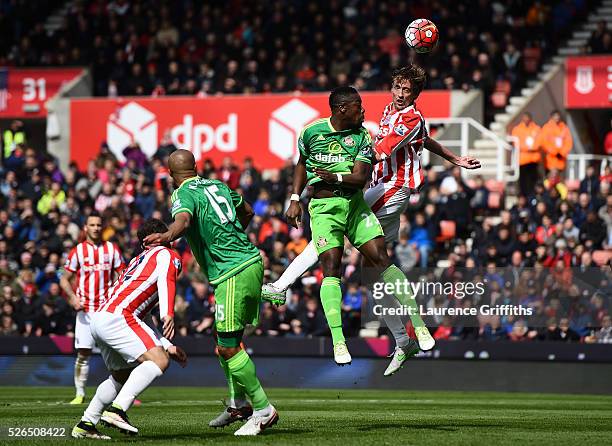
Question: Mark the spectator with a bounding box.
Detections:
[511,112,541,195]
[2,120,26,163]
[409,212,434,268]
[537,110,573,172]
[580,165,600,195]
[586,314,612,344]
[557,317,580,342]
[36,182,66,216]
[605,118,612,155]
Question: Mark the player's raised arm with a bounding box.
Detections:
[286,153,308,228]
[424,137,481,169]
[313,160,371,189]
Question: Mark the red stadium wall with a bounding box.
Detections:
[0,67,83,117]
[69,91,451,170]
[565,55,612,109]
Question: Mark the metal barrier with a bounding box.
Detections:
[567,154,612,181]
[424,118,519,182]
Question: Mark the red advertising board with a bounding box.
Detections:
[70,91,451,170]
[566,56,612,109]
[0,68,83,117]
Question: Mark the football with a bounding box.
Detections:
[405,18,439,53]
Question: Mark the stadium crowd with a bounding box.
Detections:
[1,0,597,118]
[0,138,609,343]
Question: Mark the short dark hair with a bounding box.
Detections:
[137,219,168,244]
[329,86,360,111]
[391,65,427,97]
[86,211,103,224]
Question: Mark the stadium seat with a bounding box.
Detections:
[436,220,456,242]
[592,250,612,266]
[566,179,580,191]
[523,47,542,73]
[488,192,502,209]
[485,179,505,193]
[491,91,508,108]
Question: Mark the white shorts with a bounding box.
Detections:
[364,183,412,243]
[74,311,96,350]
[89,312,162,371]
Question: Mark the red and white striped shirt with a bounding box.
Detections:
[371,102,428,190]
[64,241,125,312]
[99,246,182,321]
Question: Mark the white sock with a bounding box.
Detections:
[113,361,163,411]
[82,376,122,425]
[273,241,318,290]
[74,355,90,397]
[253,404,272,417]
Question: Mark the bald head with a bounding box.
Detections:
[168,149,197,187]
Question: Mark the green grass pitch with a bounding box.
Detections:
[1,387,611,445]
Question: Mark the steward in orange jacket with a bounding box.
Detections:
[538,110,572,172]
[511,112,541,194]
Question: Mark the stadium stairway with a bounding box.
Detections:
[43,1,75,33]
[470,0,610,185]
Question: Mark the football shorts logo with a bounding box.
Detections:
[316,236,328,248]
[343,136,355,147]
[394,123,408,136]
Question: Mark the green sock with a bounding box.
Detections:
[218,354,246,406]
[320,276,345,345]
[381,265,425,328]
[227,349,269,411]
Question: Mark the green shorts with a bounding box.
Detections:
[214,260,263,347]
[309,190,384,255]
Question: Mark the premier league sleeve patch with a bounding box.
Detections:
[394,123,408,136]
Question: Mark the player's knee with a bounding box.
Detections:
[217,345,241,361]
[320,258,341,278]
[155,350,170,372]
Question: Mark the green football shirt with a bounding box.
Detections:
[298,117,373,186]
[171,177,260,286]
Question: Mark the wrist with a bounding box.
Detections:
[335,173,343,183]
[290,193,300,202]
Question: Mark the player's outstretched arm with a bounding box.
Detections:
[313,160,370,189]
[143,212,191,246]
[425,137,481,169]
[286,154,308,228]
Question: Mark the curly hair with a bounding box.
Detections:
[391,64,427,98]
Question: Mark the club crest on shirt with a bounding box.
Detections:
[394,123,408,136]
[316,236,328,248]
[343,136,355,147]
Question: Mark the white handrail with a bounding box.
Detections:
[566,154,612,181]
[426,118,519,182]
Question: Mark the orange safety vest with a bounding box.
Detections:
[537,120,573,171]
[511,121,541,166]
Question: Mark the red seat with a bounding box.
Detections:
[491,91,508,108]
[488,192,502,209]
[592,250,612,266]
[485,179,505,193]
[566,179,580,191]
[436,220,456,242]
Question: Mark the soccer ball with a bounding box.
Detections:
[405,19,439,54]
